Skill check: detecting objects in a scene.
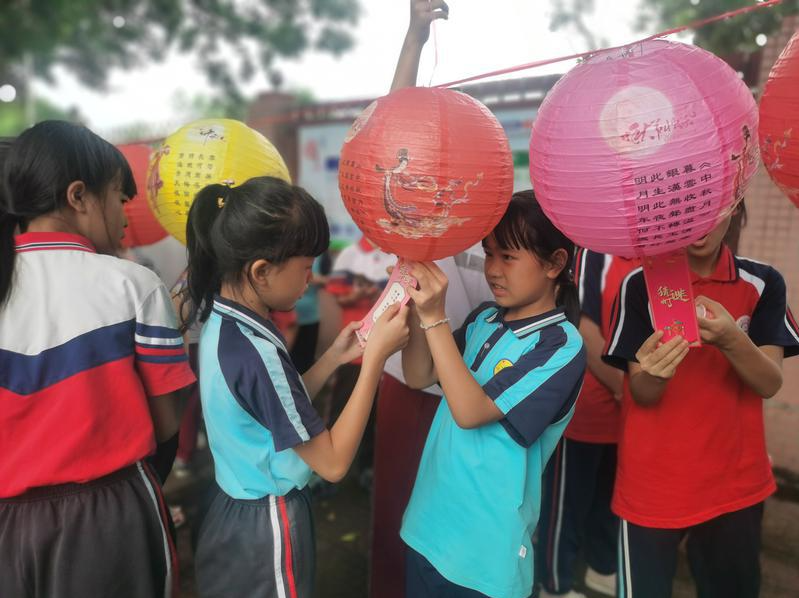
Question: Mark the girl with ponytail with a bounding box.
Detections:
[0,121,195,598]
[186,176,409,598]
[398,190,587,598]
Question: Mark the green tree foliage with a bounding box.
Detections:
[0,98,82,136]
[549,0,798,57]
[635,0,799,56]
[549,0,608,50]
[0,0,360,102]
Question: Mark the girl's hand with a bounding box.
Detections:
[696,295,741,350]
[364,303,410,362]
[407,0,449,45]
[407,261,448,326]
[330,321,365,365]
[635,330,689,380]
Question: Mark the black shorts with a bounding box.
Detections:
[405,545,526,598]
[195,486,316,598]
[0,462,177,598]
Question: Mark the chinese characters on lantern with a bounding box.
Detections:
[620,110,696,147]
[633,161,715,245]
[171,152,217,217]
[339,158,366,221]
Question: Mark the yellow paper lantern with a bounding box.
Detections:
[146,118,291,244]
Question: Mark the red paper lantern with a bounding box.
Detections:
[338,87,514,261]
[759,31,799,207]
[118,144,168,248]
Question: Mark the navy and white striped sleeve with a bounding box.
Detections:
[575,248,605,326]
[134,284,195,397]
[483,325,586,448]
[602,268,651,371]
[218,321,325,451]
[746,264,799,357]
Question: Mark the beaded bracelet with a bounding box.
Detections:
[419,317,450,331]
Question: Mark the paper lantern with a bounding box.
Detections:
[530,40,759,258]
[147,118,290,244]
[118,144,168,248]
[759,31,799,207]
[338,87,514,261]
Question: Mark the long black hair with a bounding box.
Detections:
[0,121,135,306]
[490,190,580,325]
[183,175,329,330]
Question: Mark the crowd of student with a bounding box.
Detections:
[1,2,797,598]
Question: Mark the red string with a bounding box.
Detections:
[434,0,783,88]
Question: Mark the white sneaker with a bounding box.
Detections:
[584,566,616,596]
[538,589,587,598]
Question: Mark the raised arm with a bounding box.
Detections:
[391,0,449,92]
[408,262,502,428]
[401,307,438,389]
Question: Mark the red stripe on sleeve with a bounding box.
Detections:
[136,361,196,398]
[604,293,622,354]
[135,345,187,357]
[786,306,799,334]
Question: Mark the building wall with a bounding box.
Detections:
[738,16,799,475]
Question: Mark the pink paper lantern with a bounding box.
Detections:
[530,40,759,258]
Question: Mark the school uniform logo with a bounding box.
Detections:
[736,315,751,333]
[494,359,514,375]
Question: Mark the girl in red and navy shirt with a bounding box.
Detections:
[603,204,799,598]
[0,121,195,598]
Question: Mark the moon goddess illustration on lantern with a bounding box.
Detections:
[338,86,514,342]
[374,147,483,240]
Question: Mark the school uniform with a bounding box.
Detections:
[0,232,196,598]
[401,303,586,598]
[194,295,326,598]
[537,249,638,594]
[603,246,799,598]
[371,245,495,598]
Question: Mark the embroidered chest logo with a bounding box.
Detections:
[494,359,514,375]
[736,315,751,333]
